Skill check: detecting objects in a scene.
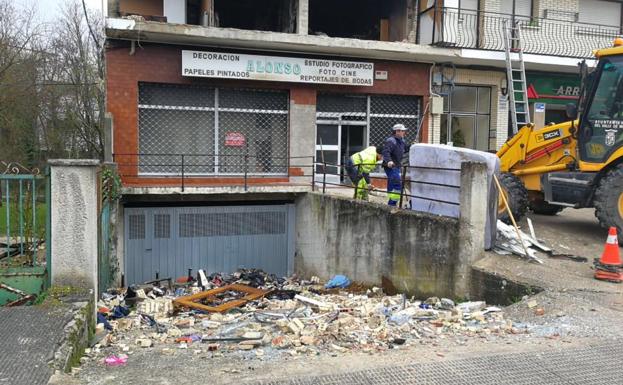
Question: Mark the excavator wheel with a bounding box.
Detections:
[529,200,565,216]
[594,164,623,245]
[497,173,529,224]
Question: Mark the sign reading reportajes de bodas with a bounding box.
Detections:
[182,51,374,86]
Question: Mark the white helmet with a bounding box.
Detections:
[392,123,407,131]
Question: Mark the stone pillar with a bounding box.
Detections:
[49,160,100,292]
[456,161,488,297]
[297,0,309,35]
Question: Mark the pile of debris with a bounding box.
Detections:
[91,270,518,364]
[494,219,587,263]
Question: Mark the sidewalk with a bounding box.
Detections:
[0,306,74,385]
[254,340,621,385]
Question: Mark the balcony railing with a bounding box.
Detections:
[418,7,622,58]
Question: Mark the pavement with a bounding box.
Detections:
[0,305,74,385]
[256,341,623,385]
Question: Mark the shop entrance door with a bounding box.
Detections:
[315,120,366,185]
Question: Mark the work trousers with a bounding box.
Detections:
[384,167,402,206]
[345,159,370,200]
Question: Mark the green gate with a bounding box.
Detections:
[0,163,50,306]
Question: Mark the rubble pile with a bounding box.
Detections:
[90,270,518,364]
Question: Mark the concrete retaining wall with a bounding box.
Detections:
[295,193,461,298]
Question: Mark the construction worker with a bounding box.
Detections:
[382,123,410,206]
[345,146,383,200]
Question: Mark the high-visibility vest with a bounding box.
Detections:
[351,146,378,174]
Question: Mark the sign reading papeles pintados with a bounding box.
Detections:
[182,50,374,86]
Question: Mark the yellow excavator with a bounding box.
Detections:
[498,39,623,243]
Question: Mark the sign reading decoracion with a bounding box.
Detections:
[182,51,374,86]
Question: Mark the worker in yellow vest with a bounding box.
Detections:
[345,146,383,200]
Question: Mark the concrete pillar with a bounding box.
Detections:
[456,161,488,297]
[297,0,309,35]
[107,0,119,17]
[201,0,215,27]
[289,89,316,185]
[49,160,100,292]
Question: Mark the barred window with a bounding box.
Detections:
[138,83,288,175]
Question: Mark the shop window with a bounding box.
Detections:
[309,0,408,41]
[441,86,493,152]
[137,83,288,175]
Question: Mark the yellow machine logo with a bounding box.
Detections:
[536,129,561,142]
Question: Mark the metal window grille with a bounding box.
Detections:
[138,83,288,175]
[128,214,145,240]
[178,211,286,238]
[154,214,171,239]
[316,93,421,149]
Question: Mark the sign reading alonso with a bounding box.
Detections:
[182,50,374,86]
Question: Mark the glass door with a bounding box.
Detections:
[315,122,341,185]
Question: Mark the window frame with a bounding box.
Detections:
[441,85,494,151]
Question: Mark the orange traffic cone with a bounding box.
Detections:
[594,227,623,283]
[599,227,622,266]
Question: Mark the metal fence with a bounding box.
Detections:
[138,83,289,175]
[0,162,50,306]
[113,153,458,210]
[418,7,621,58]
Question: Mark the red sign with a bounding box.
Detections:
[224,132,246,147]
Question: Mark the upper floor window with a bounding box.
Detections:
[500,0,532,19]
[579,0,622,28]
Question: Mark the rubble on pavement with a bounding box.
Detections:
[494,219,587,263]
[88,269,522,364]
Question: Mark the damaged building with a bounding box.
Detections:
[104,0,620,289]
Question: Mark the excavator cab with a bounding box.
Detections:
[497,40,623,241]
[577,56,623,165]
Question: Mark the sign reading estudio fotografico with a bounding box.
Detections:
[182,50,374,86]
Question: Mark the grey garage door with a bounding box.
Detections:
[124,204,295,285]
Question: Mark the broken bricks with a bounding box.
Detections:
[96,268,520,362]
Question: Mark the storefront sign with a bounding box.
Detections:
[224,132,246,147]
[182,51,374,86]
[526,73,580,105]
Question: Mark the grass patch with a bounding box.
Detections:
[0,202,46,238]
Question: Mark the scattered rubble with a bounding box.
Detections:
[89,269,523,367]
[494,219,587,263]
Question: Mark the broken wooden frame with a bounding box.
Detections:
[173,284,268,313]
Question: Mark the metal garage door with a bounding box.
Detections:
[124,204,295,285]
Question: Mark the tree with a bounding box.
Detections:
[0,0,105,165]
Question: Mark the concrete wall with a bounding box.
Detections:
[49,160,100,291]
[295,193,461,298]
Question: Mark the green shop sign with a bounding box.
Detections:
[526,73,580,105]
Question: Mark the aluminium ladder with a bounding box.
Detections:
[503,19,531,134]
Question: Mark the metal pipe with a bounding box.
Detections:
[181,155,185,192]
